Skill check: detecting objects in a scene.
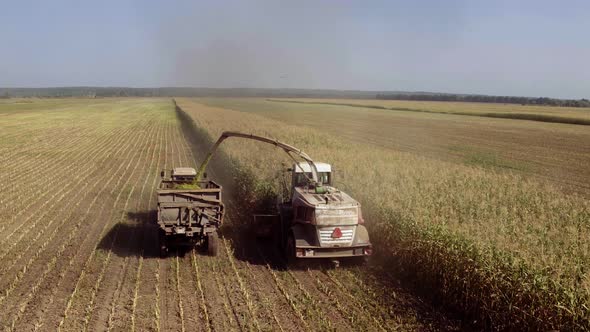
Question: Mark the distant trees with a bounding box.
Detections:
[1,87,588,108]
[376,93,590,108]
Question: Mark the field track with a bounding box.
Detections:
[0,99,457,331]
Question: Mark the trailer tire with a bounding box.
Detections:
[158,230,168,258]
[207,232,219,256]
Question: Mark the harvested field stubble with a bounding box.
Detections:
[177,98,590,331]
[268,98,590,124]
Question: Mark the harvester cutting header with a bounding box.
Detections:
[157,131,372,264]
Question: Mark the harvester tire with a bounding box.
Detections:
[353,255,369,266]
[207,232,219,256]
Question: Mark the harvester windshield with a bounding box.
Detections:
[293,162,332,186]
[294,172,331,186]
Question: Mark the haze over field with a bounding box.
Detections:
[1,0,589,98]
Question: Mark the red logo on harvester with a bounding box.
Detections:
[331,227,342,239]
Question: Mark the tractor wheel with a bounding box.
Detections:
[207,232,219,256]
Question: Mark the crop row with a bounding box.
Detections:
[0,103,144,235]
[0,101,134,211]
[129,115,166,332]
[0,117,147,311]
[0,119,122,237]
[58,111,163,331]
[0,122,139,270]
[0,99,174,331]
[7,119,157,331]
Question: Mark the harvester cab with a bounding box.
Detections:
[291,162,332,188]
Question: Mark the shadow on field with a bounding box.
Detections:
[98,209,215,259]
[220,222,286,269]
[97,210,161,258]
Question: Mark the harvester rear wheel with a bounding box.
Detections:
[207,232,219,256]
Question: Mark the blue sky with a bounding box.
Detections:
[1,0,589,98]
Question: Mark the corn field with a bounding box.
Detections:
[177,98,590,330]
[0,98,451,331]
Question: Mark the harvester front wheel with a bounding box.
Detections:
[207,232,219,256]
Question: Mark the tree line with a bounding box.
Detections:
[0,87,377,99]
[376,93,590,108]
[2,87,588,108]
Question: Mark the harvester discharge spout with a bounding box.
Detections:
[195,131,321,186]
